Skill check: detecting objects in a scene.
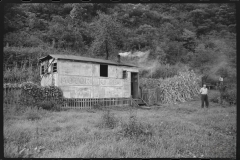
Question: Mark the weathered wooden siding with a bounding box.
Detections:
[41,74,53,86]
[52,60,138,99]
[41,59,58,86]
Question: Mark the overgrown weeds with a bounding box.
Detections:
[120,114,154,138]
[4,124,35,158]
[25,108,41,121]
[92,102,106,110]
[4,99,236,158]
[97,109,154,138]
[98,110,119,129]
[4,104,27,117]
[37,100,60,111]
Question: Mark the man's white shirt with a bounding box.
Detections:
[200,87,208,95]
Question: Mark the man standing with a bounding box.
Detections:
[200,84,209,108]
[219,76,223,86]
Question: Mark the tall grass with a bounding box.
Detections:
[98,110,119,129]
[120,114,154,138]
[4,103,51,158]
[4,99,236,158]
[3,63,40,84]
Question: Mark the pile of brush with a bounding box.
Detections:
[140,70,201,104]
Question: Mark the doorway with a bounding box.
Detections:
[131,72,139,99]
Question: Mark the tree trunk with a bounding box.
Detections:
[105,40,109,60]
[52,39,55,48]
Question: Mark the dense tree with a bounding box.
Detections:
[3,3,236,87]
[89,12,125,59]
[4,4,27,34]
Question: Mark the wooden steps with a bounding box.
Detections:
[132,98,151,109]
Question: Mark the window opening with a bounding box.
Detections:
[53,63,57,73]
[41,65,45,75]
[100,64,108,77]
[123,70,127,79]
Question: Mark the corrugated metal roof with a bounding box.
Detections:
[39,54,138,67]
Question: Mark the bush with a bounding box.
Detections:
[3,64,40,84]
[209,91,220,103]
[20,82,64,108]
[92,102,105,110]
[222,88,236,105]
[120,115,153,138]
[99,110,118,129]
[36,100,60,111]
[25,108,41,121]
[4,31,46,47]
[210,96,220,103]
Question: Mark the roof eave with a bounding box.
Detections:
[56,58,138,67]
[39,54,138,67]
[39,55,54,63]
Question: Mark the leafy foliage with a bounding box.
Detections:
[120,114,153,138]
[89,12,125,59]
[20,82,64,108]
[37,100,60,111]
[25,108,41,121]
[221,87,236,105]
[99,110,119,129]
[3,3,236,93]
[4,64,40,84]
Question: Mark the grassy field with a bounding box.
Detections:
[4,91,236,158]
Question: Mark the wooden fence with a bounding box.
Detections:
[62,98,131,109]
[142,88,157,106]
[3,86,132,109]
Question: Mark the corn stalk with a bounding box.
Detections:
[140,70,201,105]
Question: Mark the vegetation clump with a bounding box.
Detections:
[140,70,201,104]
[19,82,64,110]
[25,108,41,121]
[36,100,60,111]
[222,88,236,105]
[120,115,154,138]
[99,110,119,129]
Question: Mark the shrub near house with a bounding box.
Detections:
[20,82,64,110]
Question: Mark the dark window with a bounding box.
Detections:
[123,70,127,79]
[53,63,57,73]
[41,65,45,75]
[100,64,108,77]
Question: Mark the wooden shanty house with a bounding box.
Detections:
[39,54,148,109]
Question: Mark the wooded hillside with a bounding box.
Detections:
[4,3,236,86]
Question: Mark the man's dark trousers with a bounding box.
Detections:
[201,94,209,108]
